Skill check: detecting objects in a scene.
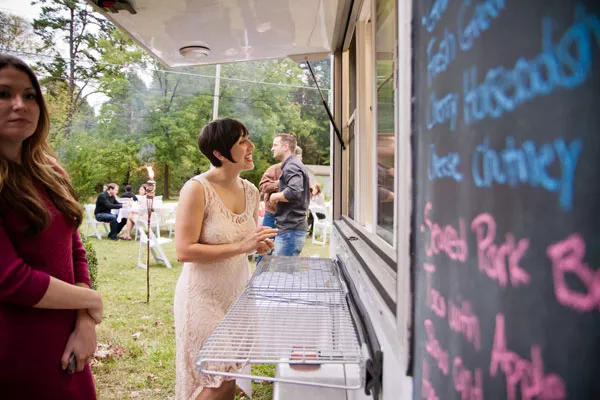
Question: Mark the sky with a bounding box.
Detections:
[0,0,112,109]
[0,1,42,21]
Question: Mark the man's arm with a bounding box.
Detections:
[270,163,305,203]
[259,165,281,195]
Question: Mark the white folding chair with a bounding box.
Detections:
[309,204,330,246]
[136,205,161,240]
[161,203,178,238]
[136,219,173,269]
[83,204,109,240]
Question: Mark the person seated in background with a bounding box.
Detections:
[310,183,325,207]
[120,184,138,201]
[94,183,127,241]
[119,184,148,241]
[307,183,326,235]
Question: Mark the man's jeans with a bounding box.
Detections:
[262,211,276,229]
[95,213,127,239]
[256,211,277,264]
[274,230,307,257]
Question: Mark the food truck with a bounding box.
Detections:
[91,0,600,398]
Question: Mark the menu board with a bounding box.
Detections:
[412,1,600,399]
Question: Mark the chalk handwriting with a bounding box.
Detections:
[428,30,457,86]
[490,313,567,400]
[472,137,583,212]
[463,5,600,125]
[426,91,459,131]
[422,360,441,400]
[425,263,447,318]
[453,357,483,400]
[457,0,506,51]
[421,0,452,33]
[471,213,531,288]
[425,319,450,375]
[547,233,600,313]
[428,144,464,182]
[448,299,481,351]
[421,202,468,262]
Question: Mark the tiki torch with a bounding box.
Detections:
[145,166,155,303]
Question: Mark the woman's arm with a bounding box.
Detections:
[175,180,277,263]
[72,231,91,287]
[0,220,103,323]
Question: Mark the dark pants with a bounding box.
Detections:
[95,213,127,240]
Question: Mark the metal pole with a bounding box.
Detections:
[145,180,155,303]
[212,64,221,121]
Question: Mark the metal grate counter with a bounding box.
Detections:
[196,256,364,390]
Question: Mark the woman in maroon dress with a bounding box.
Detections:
[0,55,103,398]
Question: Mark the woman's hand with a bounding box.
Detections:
[256,239,275,255]
[61,311,97,373]
[241,226,278,254]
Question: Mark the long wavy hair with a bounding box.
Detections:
[0,55,82,236]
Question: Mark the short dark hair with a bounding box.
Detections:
[198,118,249,167]
[124,184,133,192]
[276,133,297,153]
[106,183,117,190]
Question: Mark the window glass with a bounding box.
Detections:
[374,0,396,244]
[348,35,357,219]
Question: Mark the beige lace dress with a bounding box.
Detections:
[174,174,259,400]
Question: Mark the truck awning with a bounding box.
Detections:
[89,0,350,67]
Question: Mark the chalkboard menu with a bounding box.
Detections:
[412,1,600,399]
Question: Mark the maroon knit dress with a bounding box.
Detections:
[0,188,96,399]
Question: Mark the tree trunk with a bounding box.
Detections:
[65,7,76,138]
[163,163,169,199]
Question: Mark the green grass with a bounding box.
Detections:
[87,229,330,399]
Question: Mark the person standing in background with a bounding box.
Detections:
[269,133,311,256]
[174,118,277,400]
[0,54,102,399]
[259,145,305,229]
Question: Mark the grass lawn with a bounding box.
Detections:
[87,229,330,399]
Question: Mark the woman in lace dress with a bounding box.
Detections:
[174,118,278,400]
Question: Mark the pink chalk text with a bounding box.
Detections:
[448,299,481,351]
[547,233,600,313]
[425,263,447,318]
[421,202,468,262]
[425,319,450,375]
[471,213,531,288]
[453,357,483,400]
[490,313,566,400]
[422,360,441,400]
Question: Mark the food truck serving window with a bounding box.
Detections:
[343,0,397,250]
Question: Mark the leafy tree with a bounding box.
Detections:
[143,65,214,198]
[297,58,331,165]
[32,0,124,136]
[0,11,37,53]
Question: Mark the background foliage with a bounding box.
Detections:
[1,1,331,202]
